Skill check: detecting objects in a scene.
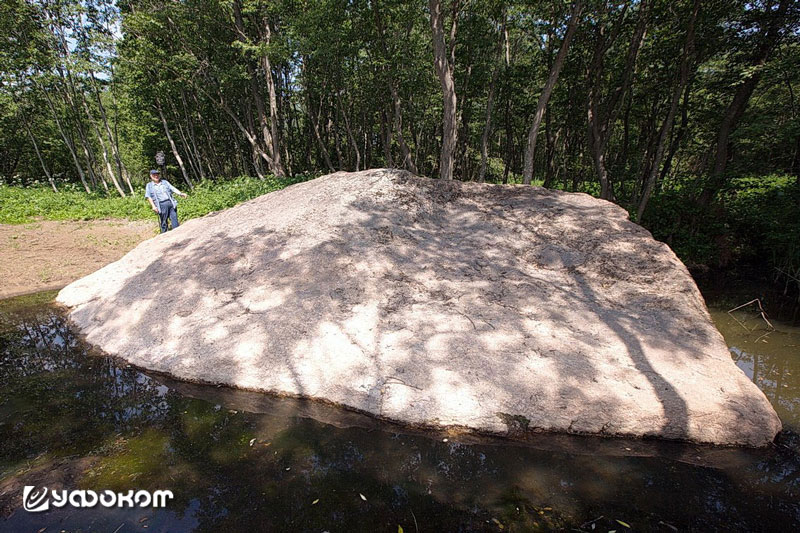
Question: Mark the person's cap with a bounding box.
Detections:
[150,169,160,175]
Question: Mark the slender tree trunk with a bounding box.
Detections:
[200,84,277,171]
[637,0,698,221]
[193,91,224,176]
[48,18,103,190]
[21,113,57,192]
[337,92,361,171]
[544,126,562,189]
[658,84,691,184]
[156,99,193,188]
[262,19,285,176]
[37,80,90,192]
[304,74,335,171]
[503,95,512,184]
[523,1,582,185]
[232,0,284,177]
[252,147,266,179]
[371,2,419,173]
[429,0,458,180]
[331,98,345,169]
[363,109,371,168]
[60,73,103,191]
[80,89,126,196]
[699,0,790,206]
[281,67,296,175]
[389,82,418,173]
[478,12,508,183]
[177,120,202,179]
[169,98,204,180]
[779,56,799,184]
[180,91,207,180]
[380,108,395,167]
[587,1,648,199]
[89,71,133,194]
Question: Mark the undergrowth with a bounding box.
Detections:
[0,175,311,224]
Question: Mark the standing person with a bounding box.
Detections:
[145,169,188,233]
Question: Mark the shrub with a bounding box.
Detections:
[644,174,800,281]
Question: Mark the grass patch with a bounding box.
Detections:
[0,174,313,224]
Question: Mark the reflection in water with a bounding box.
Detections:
[0,294,798,531]
[709,307,800,432]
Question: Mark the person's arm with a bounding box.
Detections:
[145,184,158,212]
[166,180,188,198]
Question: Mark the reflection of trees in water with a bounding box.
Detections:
[731,346,800,430]
[0,305,174,467]
[2,303,800,530]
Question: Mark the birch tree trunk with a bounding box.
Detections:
[21,113,57,192]
[89,71,133,194]
[37,80,91,192]
[80,89,126,196]
[156,99,193,188]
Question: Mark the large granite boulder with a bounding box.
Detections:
[57,169,781,446]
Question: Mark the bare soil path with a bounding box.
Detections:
[0,219,154,299]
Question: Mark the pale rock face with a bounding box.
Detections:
[58,169,781,446]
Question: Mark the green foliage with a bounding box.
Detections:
[0,175,311,224]
[725,175,800,275]
[644,175,800,274]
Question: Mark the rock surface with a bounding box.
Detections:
[57,169,781,446]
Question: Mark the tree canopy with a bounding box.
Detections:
[2,0,798,216]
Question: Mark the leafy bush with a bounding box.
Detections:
[644,175,800,278]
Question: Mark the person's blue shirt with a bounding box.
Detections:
[145,180,180,212]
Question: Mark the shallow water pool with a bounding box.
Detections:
[1,292,799,531]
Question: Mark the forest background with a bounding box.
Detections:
[1,0,799,295]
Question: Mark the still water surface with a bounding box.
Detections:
[1,291,799,531]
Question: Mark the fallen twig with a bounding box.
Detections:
[727,298,775,332]
[754,330,773,343]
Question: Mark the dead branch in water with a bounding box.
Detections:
[727,298,775,332]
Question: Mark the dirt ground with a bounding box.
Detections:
[0,219,155,300]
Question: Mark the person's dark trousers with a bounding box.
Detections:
[158,199,179,233]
